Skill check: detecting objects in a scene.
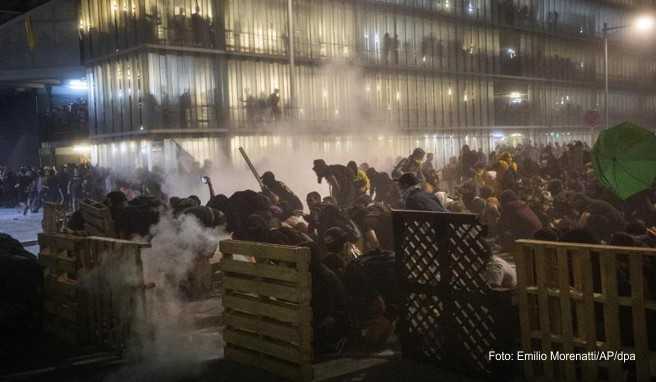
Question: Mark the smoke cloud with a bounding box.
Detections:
[101,213,223,381]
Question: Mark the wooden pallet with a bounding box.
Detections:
[38,233,149,352]
[219,240,313,382]
[80,200,115,237]
[43,202,66,234]
[515,240,656,382]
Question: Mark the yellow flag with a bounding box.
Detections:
[25,16,37,50]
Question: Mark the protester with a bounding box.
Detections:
[3,137,656,359]
[397,173,446,212]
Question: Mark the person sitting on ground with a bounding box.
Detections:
[397,173,446,212]
[573,193,626,235]
[498,189,543,250]
[533,227,560,242]
[322,226,361,278]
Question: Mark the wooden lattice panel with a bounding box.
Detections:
[392,210,515,379]
[219,240,313,382]
[515,240,656,382]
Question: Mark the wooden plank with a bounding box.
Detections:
[514,244,534,379]
[515,240,656,257]
[557,247,576,382]
[629,255,650,382]
[39,252,77,275]
[225,345,313,382]
[534,245,554,379]
[225,328,310,364]
[220,240,310,268]
[45,275,78,300]
[600,253,622,382]
[580,250,598,382]
[86,236,150,247]
[224,275,310,303]
[222,258,301,284]
[38,233,85,251]
[225,310,311,347]
[224,293,311,324]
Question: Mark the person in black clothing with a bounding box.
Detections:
[312,159,356,208]
[366,167,399,207]
[261,171,303,217]
[397,173,446,212]
[269,89,281,120]
[573,193,626,236]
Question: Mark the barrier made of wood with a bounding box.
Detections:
[80,200,115,237]
[39,233,150,352]
[42,202,66,234]
[514,240,656,382]
[219,240,313,382]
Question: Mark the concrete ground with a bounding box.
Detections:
[0,208,42,253]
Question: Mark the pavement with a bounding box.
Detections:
[0,208,42,253]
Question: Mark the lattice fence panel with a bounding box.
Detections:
[393,211,516,379]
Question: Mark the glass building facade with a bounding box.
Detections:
[78,0,656,168]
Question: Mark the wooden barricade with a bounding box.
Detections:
[219,240,313,382]
[42,202,66,233]
[515,240,656,382]
[392,210,517,380]
[39,233,149,353]
[80,200,115,237]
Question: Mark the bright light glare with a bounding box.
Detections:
[73,144,91,153]
[635,16,655,31]
[68,79,88,91]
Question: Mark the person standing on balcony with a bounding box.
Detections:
[392,34,400,64]
[269,89,281,121]
[382,33,391,64]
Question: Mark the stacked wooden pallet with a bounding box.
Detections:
[515,240,656,382]
[80,200,115,237]
[39,233,90,346]
[39,233,149,352]
[219,240,314,382]
[42,202,66,234]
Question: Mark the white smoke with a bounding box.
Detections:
[103,213,224,380]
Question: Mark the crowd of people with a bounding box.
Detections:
[0,163,162,214]
[2,139,655,354]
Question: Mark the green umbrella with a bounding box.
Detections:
[592,122,656,200]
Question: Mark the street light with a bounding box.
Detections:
[602,15,655,130]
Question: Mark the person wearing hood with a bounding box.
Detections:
[499,189,543,248]
[398,173,446,212]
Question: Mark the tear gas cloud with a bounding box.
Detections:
[101,213,223,381]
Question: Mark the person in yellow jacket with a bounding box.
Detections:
[348,161,370,195]
[493,152,519,194]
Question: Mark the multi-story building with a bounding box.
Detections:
[77,0,656,169]
[0,0,85,166]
